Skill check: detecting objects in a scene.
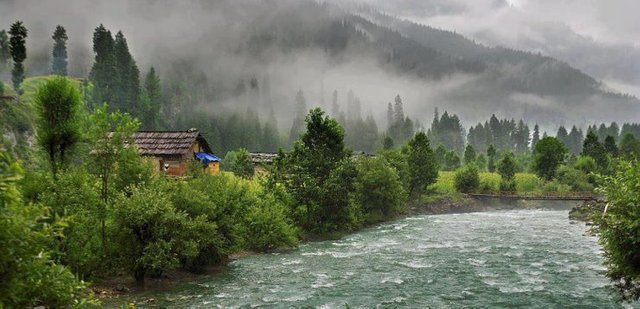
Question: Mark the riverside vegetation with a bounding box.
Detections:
[2,19,640,307]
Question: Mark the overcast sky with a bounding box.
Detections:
[356,0,640,96]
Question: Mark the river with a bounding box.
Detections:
[119,207,633,308]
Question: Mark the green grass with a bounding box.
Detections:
[3,75,84,105]
[430,170,554,195]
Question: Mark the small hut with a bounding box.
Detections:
[132,129,220,176]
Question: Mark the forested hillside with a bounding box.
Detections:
[1,0,639,157]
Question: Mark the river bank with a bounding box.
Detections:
[103,208,619,308]
[93,195,585,304]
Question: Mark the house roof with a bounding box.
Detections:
[250,152,279,164]
[132,130,213,156]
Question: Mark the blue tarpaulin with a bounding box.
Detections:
[195,152,220,164]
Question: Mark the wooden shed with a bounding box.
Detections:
[132,129,220,176]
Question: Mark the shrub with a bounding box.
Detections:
[0,152,97,307]
[595,160,640,300]
[242,192,299,251]
[353,157,407,224]
[223,148,255,178]
[110,184,217,285]
[454,164,480,193]
[515,173,543,193]
[542,180,571,194]
[556,165,593,192]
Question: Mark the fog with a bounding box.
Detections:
[1,0,639,134]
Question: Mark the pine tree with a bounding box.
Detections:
[89,24,116,107]
[9,21,28,95]
[262,112,280,152]
[393,95,404,124]
[289,90,307,145]
[51,25,68,76]
[383,136,394,150]
[556,126,569,149]
[0,30,10,70]
[140,67,162,130]
[603,135,618,157]
[464,144,476,164]
[407,132,438,196]
[568,126,584,154]
[582,131,608,169]
[113,31,141,115]
[532,124,540,149]
[487,144,497,172]
[386,102,394,128]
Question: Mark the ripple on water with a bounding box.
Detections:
[123,209,629,308]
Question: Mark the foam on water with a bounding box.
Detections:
[118,209,634,308]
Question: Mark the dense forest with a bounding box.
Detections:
[2,0,640,306]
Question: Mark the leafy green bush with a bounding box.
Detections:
[353,157,407,224]
[222,148,255,178]
[110,184,217,284]
[242,192,299,251]
[556,165,593,192]
[0,152,97,307]
[542,180,571,193]
[454,164,480,193]
[515,173,544,193]
[479,173,500,193]
[595,160,640,300]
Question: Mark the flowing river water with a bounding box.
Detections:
[116,206,637,308]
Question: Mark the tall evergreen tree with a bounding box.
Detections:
[406,132,438,196]
[9,21,28,95]
[532,124,540,149]
[140,67,162,130]
[262,112,280,152]
[556,126,569,148]
[51,25,68,76]
[582,131,608,169]
[289,89,307,145]
[463,144,476,164]
[568,126,584,154]
[113,31,141,115]
[487,144,497,172]
[393,95,404,124]
[619,133,640,160]
[0,30,10,70]
[89,24,116,107]
[603,135,618,157]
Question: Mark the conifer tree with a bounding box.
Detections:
[532,124,540,149]
[0,30,10,70]
[487,144,497,172]
[406,132,438,195]
[464,144,476,164]
[141,66,162,129]
[582,130,608,169]
[289,90,307,145]
[603,135,618,157]
[262,113,280,153]
[9,21,28,95]
[51,25,68,76]
[89,24,116,106]
[113,31,141,114]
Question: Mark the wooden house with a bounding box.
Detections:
[132,129,220,176]
[250,152,279,175]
